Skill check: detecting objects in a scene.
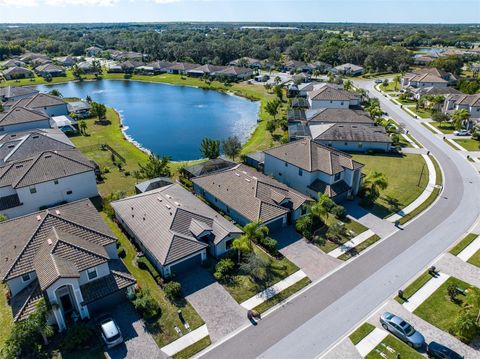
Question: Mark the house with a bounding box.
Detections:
[443,93,480,119]
[77,61,95,74]
[148,61,174,73]
[54,56,76,67]
[0,107,51,133]
[135,177,173,194]
[291,98,310,109]
[50,115,78,134]
[282,60,312,73]
[112,184,243,277]
[85,46,103,57]
[308,84,360,109]
[2,67,34,80]
[106,62,123,73]
[229,57,262,69]
[305,108,373,125]
[0,149,98,218]
[401,68,456,89]
[332,63,364,76]
[0,128,74,166]
[112,51,144,62]
[67,101,92,118]
[409,86,462,100]
[287,84,299,98]
[1,59,25,69]
[165,62,200,75]
[309,61,333,73]
[186,64,226,77]
[0,199,136,331]
[244,151,265,170]
[182,158,237,179]
[0,86,38,102]
[35,63,65,78]
[263,139,364,201]
[16,93,69,117]
[121,60,144,73]
[192,164,311,230]
[19,53,49,63]
[214,66,253,80]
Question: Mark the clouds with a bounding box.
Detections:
[0,0,118,6]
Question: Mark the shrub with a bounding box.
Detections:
[117,246,126,258]
[447,284,458,302]
[296,214,313,240]
[331,205,346,219]
[61,322,95,351]
[132,288,161,320]
[124,73,132,79]
[102,167,110,174]
[164,281,182,302]
[259,236,278,254]
[214,258,235,281]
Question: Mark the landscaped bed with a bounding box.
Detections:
[414,277,480,344]
[349,322,376,345]
[429,121,456,134]
[452,138,480,152]
[351,153,429,218]
[313,216,368,253]
[366,334,423,359]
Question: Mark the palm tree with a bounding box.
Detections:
[343,79,353,91]
[265,99,280,120]
[452,109,471,130]
[243,221,269,246]
[232,235,251,262]
[363,171,388,205]
[79,120,88,135]
[393,74,401,90]
[49,89,62,98]
[28,299,54,345]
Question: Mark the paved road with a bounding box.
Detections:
[200,80,480,359]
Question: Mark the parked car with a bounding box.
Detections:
[427,342,464,359]
[380,312,425,349]
[97,315,123,348]
[453,129,470,136]
[374,79,383,84]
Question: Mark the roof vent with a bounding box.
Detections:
[174,201,180,206]
[166,194,172,199]
[36,215,41,221]
[15,164,23,169]
[7,145,15,148]
[166,204,171,209]
[32,135,39,139]
[55,210,60,215]
[157,197,162,202]
[45,155,52,159]
[131,206,134,211]
[47,238,52,245]
[245,178,251,182]
[235,173,240,177]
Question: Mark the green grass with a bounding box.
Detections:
[351,153,429,218]
[468,249,480,268]
[430,122,456,134]
[453,138,480,151]
[253,277,311,314]
[443,138,460,150]
[414,277,480,343]
[338,234,381,261]
[102,214,204,347]
[172,336,211,359]
[405,133,423,148]
[0,69,98,87]
[220,245,300,303]
[366,335,423,359]
[314,216,368,253]
[349,322,376,345]
[450,233,479,256]
[407,106,432,119]
[394,97,417,105]
[379,81,399,92]
[395,271,434,304]
[0,285,14,352]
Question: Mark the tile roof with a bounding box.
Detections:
[308,179,351,198]
[167,62,200,71]
[135,177,173,193]
[0,86,38,100]
[216,66,252,76]
[309,85,358,102]
[264,139,364,174]
[446,93,480,107]
[10,280,43,321]
[0,199,117,282]
[112,184,242,266]
[35,63,64,73]
[334,63,364,71]
[192,164,311,223]
[305,108,373,125]
[19,93,66,109]
[188,64,226,74]
[3,67,32,76]
[0,106,49,126]
[182,158,237,178]
[309,123,392,143]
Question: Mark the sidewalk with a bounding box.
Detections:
[355,328,388,357]
[437,254,480,288]
[328,229,376,258]
[457,235,480,261]
[161,324,209,357]
[240,270,307,310]
[403,272,450,312]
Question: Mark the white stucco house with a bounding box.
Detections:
[263,139,364,202]
[112,183,243,277]
[16,93,69,117]
[443,93,480,119]
[0,106,51,133]
[0,199,136,332]
[308,84,360,109]
[401,68,456,89]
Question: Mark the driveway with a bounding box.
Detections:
[272,226,341,281]
[179,268,248,342]
[106,302,166,359]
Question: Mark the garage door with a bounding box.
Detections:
[170,253,202,275]
[265,216,285,231]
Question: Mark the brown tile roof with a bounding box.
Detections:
[216,66,252,76]
[35,63,64,73]
[167,62,200,71]
[306,108,373,125]
[192,164,311,223]
[264,139,364,175]
[0,86,38,100]
[308,179,351,198]
[310,123,392,143]
[446,93,480,107]
[0,106,50,126]
[10,280,44,322]
[20,93,66,109]
[309,85,358,102]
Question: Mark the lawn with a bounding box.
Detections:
[0,69,98,88]
[395,271,434,304]
[366,335,423,359]
[220,245,300,303]
[414,277,480,343]
[430,121,455,134]
[468,250,480,268]
[453,138,480,151]
[407,106,432,119]
[338,234,381,261]
[314,216,368,253]
[172,336,211,359]
[379,81,399,92]
[349,322,376,345]
[351,153,429,218]
[102,214,204,347]
[0,285,13,352]
[394,97,417,105]
[450,233,479,256]
[253,277,311,314]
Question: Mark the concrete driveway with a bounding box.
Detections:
[106,302,166,359]
[178,268,248,342]
[272,226,341,281]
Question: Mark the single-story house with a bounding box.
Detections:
[85,46,103,57]
[35,63,65,78]
[135,177,173,194]
[2,67,34,80]
[192,164,311,230]
[309,61,333,73]
[443,93,480,119]
[50,115,78,134]
[297,82,323,97]
[165,62,200,75]
[0,199,136,332]
[19,53,49,63]
[308,84,360,109]
[77,61,95,74]
[112,184,243,277]
[0,107,51,133]
[182,158,237,179]
[229,57,262,69]
[331,63,364,76]
[106,62,123,73]
[263,139,364,201]
[1,59,25,69]
[0,86,38,102]
[409,86,462,100]
[54,56,76,67]
[67,101,92,118]
[304,108,373,125]
[282,60,313,73]
[31,58,51,66]
[186,64,227,77]
[214,66,253,80]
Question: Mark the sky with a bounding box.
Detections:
[0,0,479,24]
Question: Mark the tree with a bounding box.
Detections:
[232,235,252,262]
[393,74,401,90]
[452,109,470,130]
[273,85,283,101]
[222,136,241,161]
[49,89,62,97]
[431,112,450,128]
[454,310,478,342]
[72,64,82,79]
[78,120,87,135]
[362,171,388,206]
[295,214,314,240]
[326,221,347,243]
[27,299,54,345]
[199,137,220,159]
[85,95,92,103]
[92,59,103,77]
[243,221,270,246]
[134,154,171,179]
[344,79,353,91]
[90,101,107,119]
[266,119,277,136]
[265,99,281,120]
[274,76,281,86]
[240,252,270,282]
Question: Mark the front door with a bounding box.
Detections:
[60,293,74,315]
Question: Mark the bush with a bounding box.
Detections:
[214,258,235,281]
[259,236,278,254]
[102,167,110,174]
[331,205,346,219]
[132,288,161,320]
[117,246,126,258]
[447,284,458,302]
[61,322,95,351]
[164,281,182,302]
[296,214,313,239]
[124,73,132,79]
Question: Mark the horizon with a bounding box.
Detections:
[0,0,479,24]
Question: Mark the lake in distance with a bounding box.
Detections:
[37,80,259,160]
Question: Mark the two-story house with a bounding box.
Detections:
[401,68,456,89]
[443,93,480,120]
[263,139,364,202]
[0,199,136,332]
[0,107,51,133]
[16,93,69,117]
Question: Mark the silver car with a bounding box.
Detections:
[380,312,425,349]
[98,315,124,348]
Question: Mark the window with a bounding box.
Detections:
[278,172,282,176]
[344,142,348,146]
[87,267,97,280]
[0,127,4,132]
[341,102,344,106]
[298,168,303,176]
[21,273,31,282]
[284,162,288,167]
[66,190,72,195]
[29,187,37,194]
[54,180,59,185]
[334,173,341,181]
[226,239,233,250]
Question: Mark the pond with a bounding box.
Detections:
[37,80,259,160]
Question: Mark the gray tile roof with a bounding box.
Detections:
[167,62,201,71]
[446,93,480,107]
[0,86,38,100]
[0,106,50,126]
[264,139,364,175]
[18,93,66,109]
[188,64,227,74]
[135,177,173,193]
[334,63,364,72]
[192,164,311,223]
[112,183,242,266]
[310,123,393,144]
[306,108,373,125]
[308,179,351,198]
[35,63,65,73]
[10,280,43,322]
[0,199,117,282]
[309,85,358,101]
[216,66,252,76]
[182,158,237,178]
[3,67,33,76]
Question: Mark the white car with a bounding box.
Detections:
[374,79,383,84]
[453,129,470,136]
[98,315,123,348]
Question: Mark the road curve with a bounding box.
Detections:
[201,80,480,359]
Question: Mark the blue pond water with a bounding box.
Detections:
[37,80,259,160]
